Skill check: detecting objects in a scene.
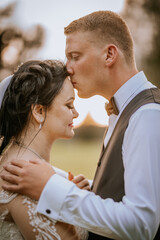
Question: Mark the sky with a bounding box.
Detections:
[1,0,125,126]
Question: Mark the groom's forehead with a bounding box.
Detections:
[65,37,91,57]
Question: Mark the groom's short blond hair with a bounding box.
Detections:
[64,11,134,64]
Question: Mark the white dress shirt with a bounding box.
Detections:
[37,72,160,240]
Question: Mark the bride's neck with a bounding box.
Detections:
[17,128,54,163]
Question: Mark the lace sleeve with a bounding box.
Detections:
[8,194,75,240]
[0,191,59,240]
[0,181,88,240]
[0,143,88,240]
[0,190,86,240]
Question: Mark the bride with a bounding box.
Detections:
[0,60,89,239]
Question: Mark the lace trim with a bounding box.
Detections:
[75,226,88,240]
[0,209,24,240]
[0,190,17,204]
[0,190,61,239]
[22,196,61,240]
[0,141,88,240]
[0,209,9,221]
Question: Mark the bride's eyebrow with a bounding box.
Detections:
[65,97,75,102]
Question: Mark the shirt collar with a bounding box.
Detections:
[114,71,148,112]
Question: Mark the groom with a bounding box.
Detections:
[1,11,160,239]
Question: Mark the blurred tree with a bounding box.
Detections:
[0,2,45,81]
[122,0,160,87]
[142,0,160,87]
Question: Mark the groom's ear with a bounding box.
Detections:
[104,44,118,67]
[31,104,45,125]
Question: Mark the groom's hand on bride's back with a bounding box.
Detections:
[0,159,55,200]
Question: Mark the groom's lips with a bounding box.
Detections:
[71,80,76,84]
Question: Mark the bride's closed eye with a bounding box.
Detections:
[66,103,74,109]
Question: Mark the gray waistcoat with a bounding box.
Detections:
[88,88,160,240]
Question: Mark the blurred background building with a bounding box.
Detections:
[0,0,160,178]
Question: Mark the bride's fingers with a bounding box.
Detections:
[76,179,90,189]
[0,173,19,185]
[81,184,91,191]
[73,174,85,184]
[73,175,91,190]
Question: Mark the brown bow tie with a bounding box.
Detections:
[105,97,119,116]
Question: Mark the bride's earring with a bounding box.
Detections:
[39,118,44,129]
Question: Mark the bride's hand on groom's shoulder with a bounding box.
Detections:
[72,174,91,191]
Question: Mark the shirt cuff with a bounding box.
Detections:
[53,166,68,179]
[36,174,75,220]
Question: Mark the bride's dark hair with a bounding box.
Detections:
[0,60,69,154]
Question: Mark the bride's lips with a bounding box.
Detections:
[68,122,73,127]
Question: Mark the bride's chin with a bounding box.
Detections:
[68,132,75,138]
[61,131,75,139]
[68,131,75,139]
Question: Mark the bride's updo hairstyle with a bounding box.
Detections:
[0,60,69,154]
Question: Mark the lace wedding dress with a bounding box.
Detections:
[0,143,88,240]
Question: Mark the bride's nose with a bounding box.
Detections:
[73,108,79,119]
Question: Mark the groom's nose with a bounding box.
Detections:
[66,60,74,75]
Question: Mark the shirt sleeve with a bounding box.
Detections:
[53,166,68,179]
[37,106,160,240]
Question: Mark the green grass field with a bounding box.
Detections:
[50,138,103,180]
